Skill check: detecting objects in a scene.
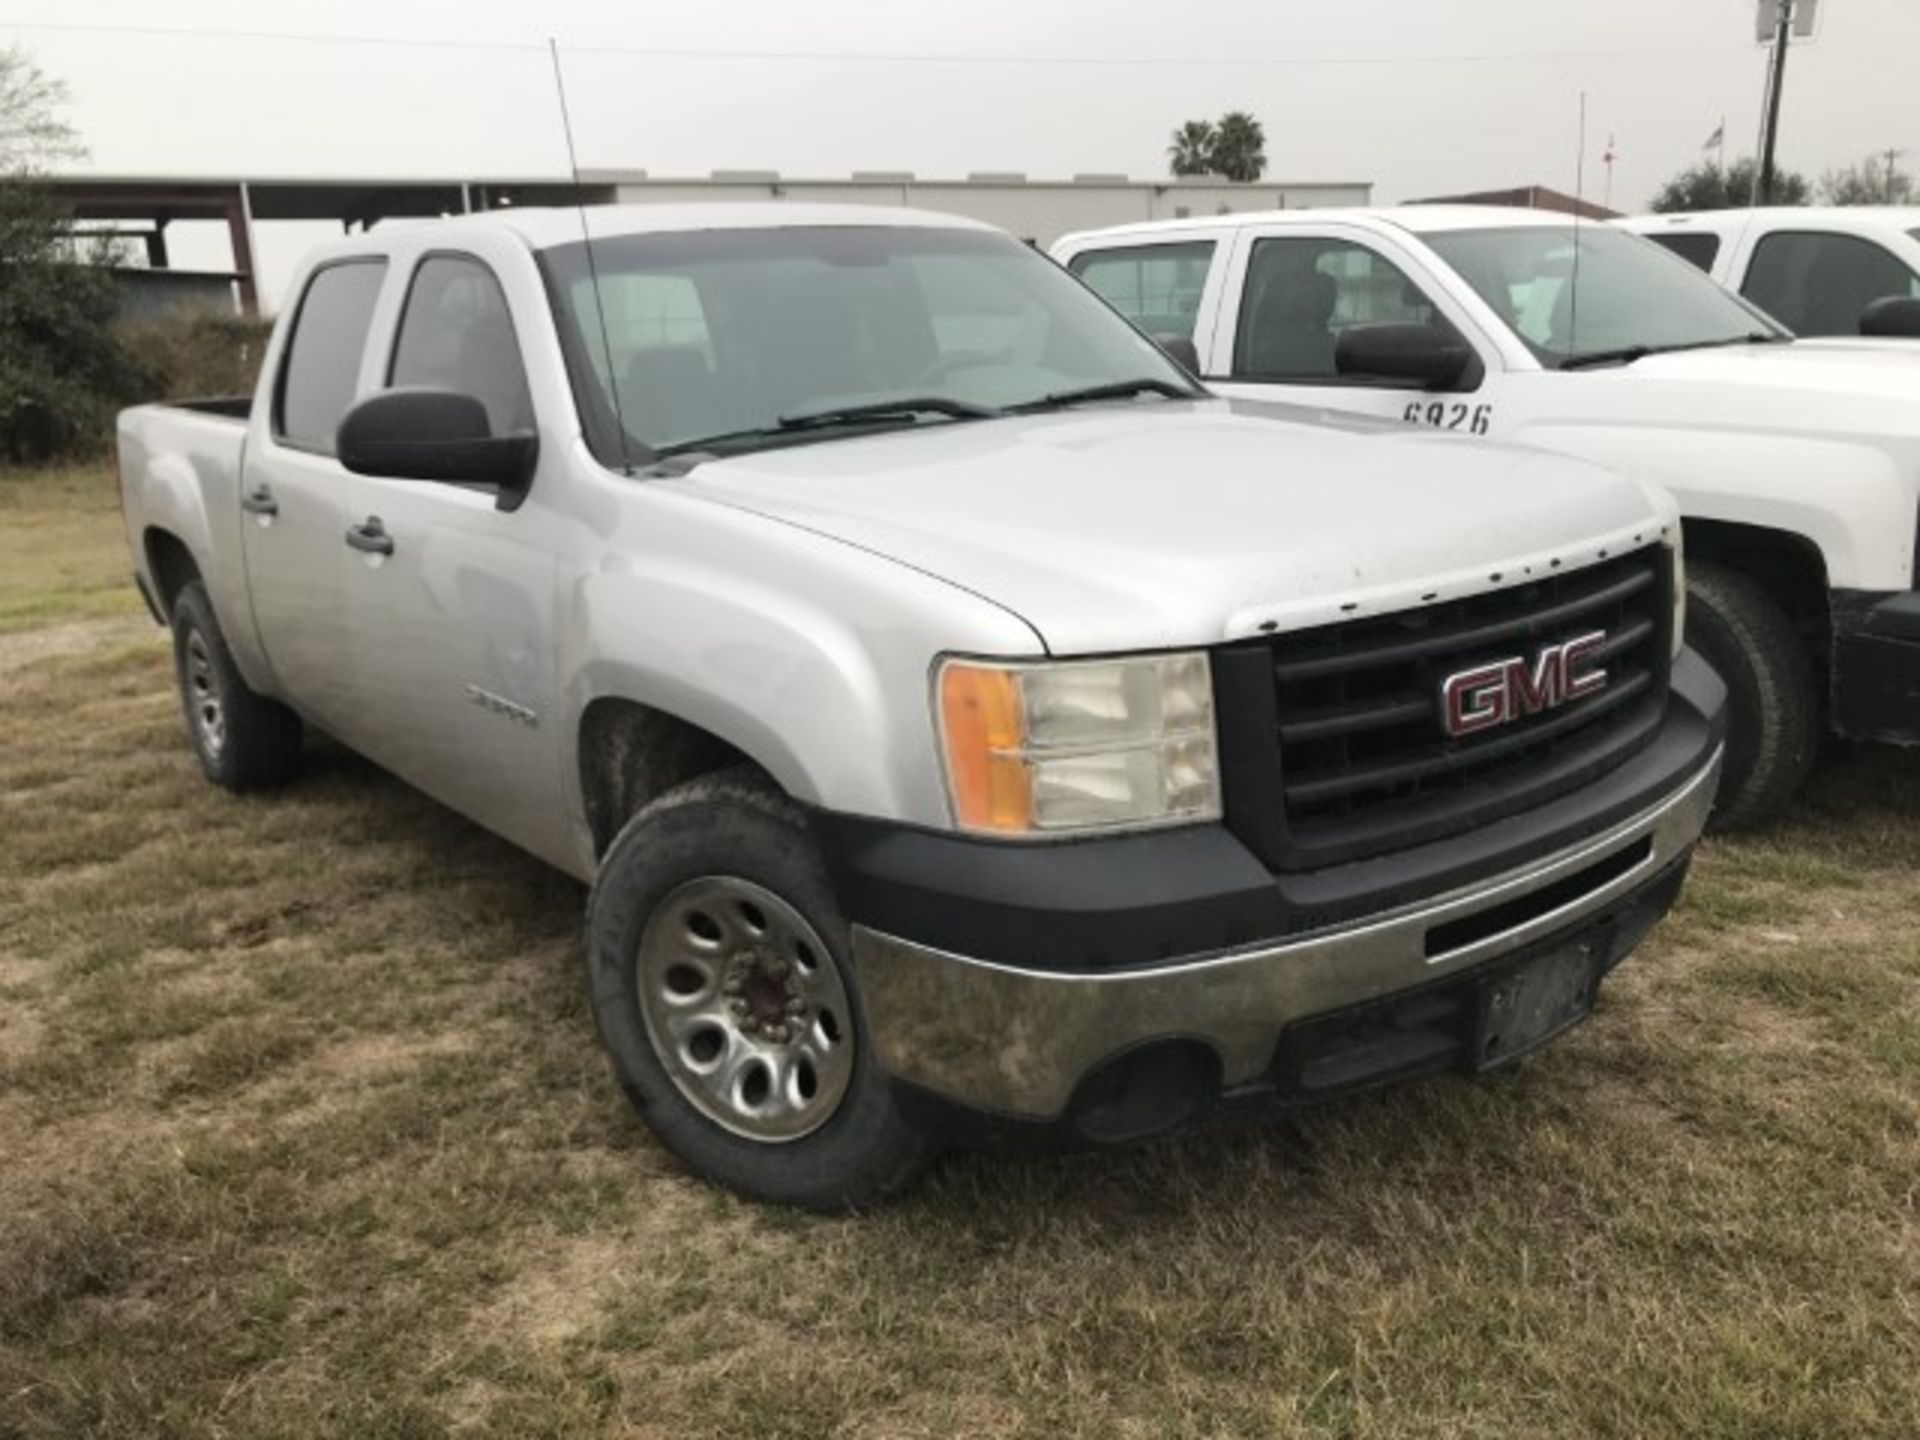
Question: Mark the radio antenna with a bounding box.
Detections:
[1567,90,1587,367]
[548,37,634,474]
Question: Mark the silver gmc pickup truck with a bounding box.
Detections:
[118,205,1725,1208]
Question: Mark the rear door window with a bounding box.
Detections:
[274,260,388,454]
[1070,241,1215,339]
[1645,231,1722,273]
[1742,231,1920,336]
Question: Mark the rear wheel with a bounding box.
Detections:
[585,770,927,1209]
[169,581,303,791]
[1684,560,1819,829]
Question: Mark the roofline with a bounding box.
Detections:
[583,171,1375,190]
[37,169,1374,193]
[1054,203,1588,243]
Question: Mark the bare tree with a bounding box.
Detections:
[1820,151,1916,206]
[0,46,82,174]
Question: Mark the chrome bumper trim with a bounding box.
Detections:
[850,747,1721,1120]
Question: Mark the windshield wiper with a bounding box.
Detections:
[1010,377,1201,412]
[1558,333,1785,371]
[775,396,1001,429]
[655,397,999,457]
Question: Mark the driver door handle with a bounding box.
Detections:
[240,486,278,517]
[345,516,395,557]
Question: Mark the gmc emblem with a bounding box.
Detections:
[1440,631,1609,738]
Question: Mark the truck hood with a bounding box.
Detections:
[682,403,1671,655]
[1603,339,1920,430]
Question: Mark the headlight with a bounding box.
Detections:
[936,653,1222,836]
[1667,532,1687,660]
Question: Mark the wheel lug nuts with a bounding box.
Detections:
[729,998,749,1016]
[785,998,805,1016]
[767,959,790,981]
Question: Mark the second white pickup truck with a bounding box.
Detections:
[1622,206,1920,340]
[1058,206,1920,825]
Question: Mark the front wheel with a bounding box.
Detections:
[1684,560,1820,830]
[585,771,927,1209]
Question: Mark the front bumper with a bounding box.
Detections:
[849,746,1720,1124]
[1833,589,1920,744]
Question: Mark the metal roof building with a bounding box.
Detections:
[43,169,1372,315]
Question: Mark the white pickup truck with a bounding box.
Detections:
[1621,206,1920,339]
[1057,206,1920,825]
[118,204,1722,1208]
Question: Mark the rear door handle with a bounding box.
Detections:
[240,486,278,517]
[345,516,395,557]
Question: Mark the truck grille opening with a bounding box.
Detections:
[1246,547,1672,870]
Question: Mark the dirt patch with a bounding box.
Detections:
[0,615,159,677]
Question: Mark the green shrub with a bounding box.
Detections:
[113,310,273,405]
[0,180,148,464]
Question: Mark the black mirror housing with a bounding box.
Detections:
[337,387,538,502]
[1151,332,1202,377]
[1335,323,1474,391]
[1861,296,1920,339]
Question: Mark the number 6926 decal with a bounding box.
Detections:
[1404,400,1493,435]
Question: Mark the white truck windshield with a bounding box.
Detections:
[1424,225,1786,369]
[540,225,1198,464]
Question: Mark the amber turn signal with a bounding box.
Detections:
[937,662,1033,833]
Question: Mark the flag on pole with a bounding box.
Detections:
[1703,122,1726,150]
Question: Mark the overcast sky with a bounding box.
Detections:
[7,0,1919,301]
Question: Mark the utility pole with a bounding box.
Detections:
[1755,2,1793,205]
[1884,147,1905,201]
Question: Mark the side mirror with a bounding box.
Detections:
[1335,322,1473,391]
[1861,296,1920,339]
[337,387,537,497]
[1151,332,1202,377]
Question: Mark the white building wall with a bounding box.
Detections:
[603,175,1371,246]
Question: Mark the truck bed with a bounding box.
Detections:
[117,398,255,640]
[162,396,252,421]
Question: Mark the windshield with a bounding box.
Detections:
[538,225,1199,465]
[1422,224,1787,367]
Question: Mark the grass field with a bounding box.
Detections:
[2,465,1917,1438]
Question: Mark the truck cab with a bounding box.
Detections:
[1621,206,1920,338]
[1056,206,1920,826]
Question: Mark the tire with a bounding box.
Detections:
[170,580,304,791]
[1684,560,1819,830]
[585,769,928,1210]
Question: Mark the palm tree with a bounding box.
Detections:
[1210,111,1267,183]
[1167,120,1217,179]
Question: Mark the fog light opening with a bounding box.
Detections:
[1068,1040,1222,1146]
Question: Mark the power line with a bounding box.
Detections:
[3,18,1760,70]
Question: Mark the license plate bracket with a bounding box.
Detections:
[1473,939,1600,1070]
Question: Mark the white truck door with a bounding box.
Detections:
[1203,223,1502,438]
[240,258,387,735]
[338,248,572,870]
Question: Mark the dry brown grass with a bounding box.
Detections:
[2,466,1918,1437]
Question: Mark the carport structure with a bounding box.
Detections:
[44,175,613,314]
